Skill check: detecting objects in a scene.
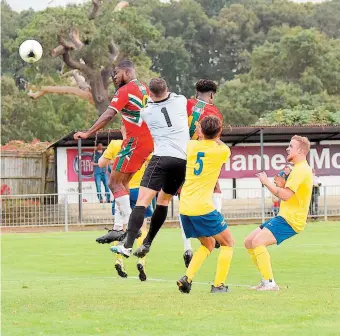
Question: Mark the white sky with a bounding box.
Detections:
[5,0,329,12]
[6,0,87,12]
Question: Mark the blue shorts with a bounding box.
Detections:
[260,216,297,245]
[112,188,153,218]
[180,210,228,239]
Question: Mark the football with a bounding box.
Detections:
[19,40,43,63]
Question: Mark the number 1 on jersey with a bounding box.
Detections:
[161,107,172,127]
[194,152,205,176]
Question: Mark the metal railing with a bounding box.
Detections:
[1,186,339,229]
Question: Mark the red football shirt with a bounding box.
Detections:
[109,79,152,139]
[187,98,224,194]
[187,98,223,140]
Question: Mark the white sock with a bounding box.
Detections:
[179,215,192,251]
[212,193,223,213]
[114,194,131,230]
[113,223,124,231]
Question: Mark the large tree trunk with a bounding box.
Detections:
[88,71,110,114]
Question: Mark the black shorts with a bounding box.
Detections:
[140,156,186,195]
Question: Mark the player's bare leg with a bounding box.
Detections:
[248,228,279,291]
[133,190,172,258]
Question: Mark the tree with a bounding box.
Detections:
[196,0,234,17]
[1,75,99,144]
[213,4,265,81]
[2,0,340,139]
[215,27,340,125]
[11,1,159,114]
[1,1,36,76]
[148,0,213,96]
[251,27,340,95]
[313,0,340,39]
[257,105,340,126]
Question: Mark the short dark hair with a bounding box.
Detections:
[200,115,222,139]
[149,78,167,97]
[195,79,217,93]
[116,59,135,71]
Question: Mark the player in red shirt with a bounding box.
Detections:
[74,60,153,240]
[187,80,223,139]
[181,79,225,268]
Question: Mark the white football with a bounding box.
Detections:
[19,40,43,63]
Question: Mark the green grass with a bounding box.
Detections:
[2,222,340,336]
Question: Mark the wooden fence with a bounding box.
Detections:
[0,150,55,195]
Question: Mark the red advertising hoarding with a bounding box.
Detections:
[220,145,340,179]
[67,145,340,182]
[67,148,95,182]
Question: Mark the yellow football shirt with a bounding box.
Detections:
[129,159,149,189]
[103,140,123,161]
[180,140,231,216]
[102,140,149,189]
[278,160,313,232]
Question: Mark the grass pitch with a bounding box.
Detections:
[2,222,340,336]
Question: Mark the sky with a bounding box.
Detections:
[5,0,329,12]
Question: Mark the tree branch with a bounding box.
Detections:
[57,34,92,74]
[108,40,119,63]
[115,1,129,12]
[100,41,119,89]
[58,35,77,50]
[69,28,84,50]
[89,0,101,20]
[51,45,66,58]
[101,67,113,90]
[28,86,94,104]
[71,70,91,91]
[62,50,91,74]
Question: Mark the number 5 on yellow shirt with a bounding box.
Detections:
[194,152,205,176]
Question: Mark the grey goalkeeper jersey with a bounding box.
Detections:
[141,93,189,160]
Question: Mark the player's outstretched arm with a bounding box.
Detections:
[98,157,111,168]
[74,107,117,139]
[256,172,294,201]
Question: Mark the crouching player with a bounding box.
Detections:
[177,116,234,294]
[96,137,153,281]
[244,135,313,291]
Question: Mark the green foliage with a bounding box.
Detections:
[258,105,340,126]
[1,76,100,144]
[1,0,340,141]
[313,0,340,38]
[217,26,340,125]
[196,0,234,17]
[250,28,340,95]
[1,1,36,76]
